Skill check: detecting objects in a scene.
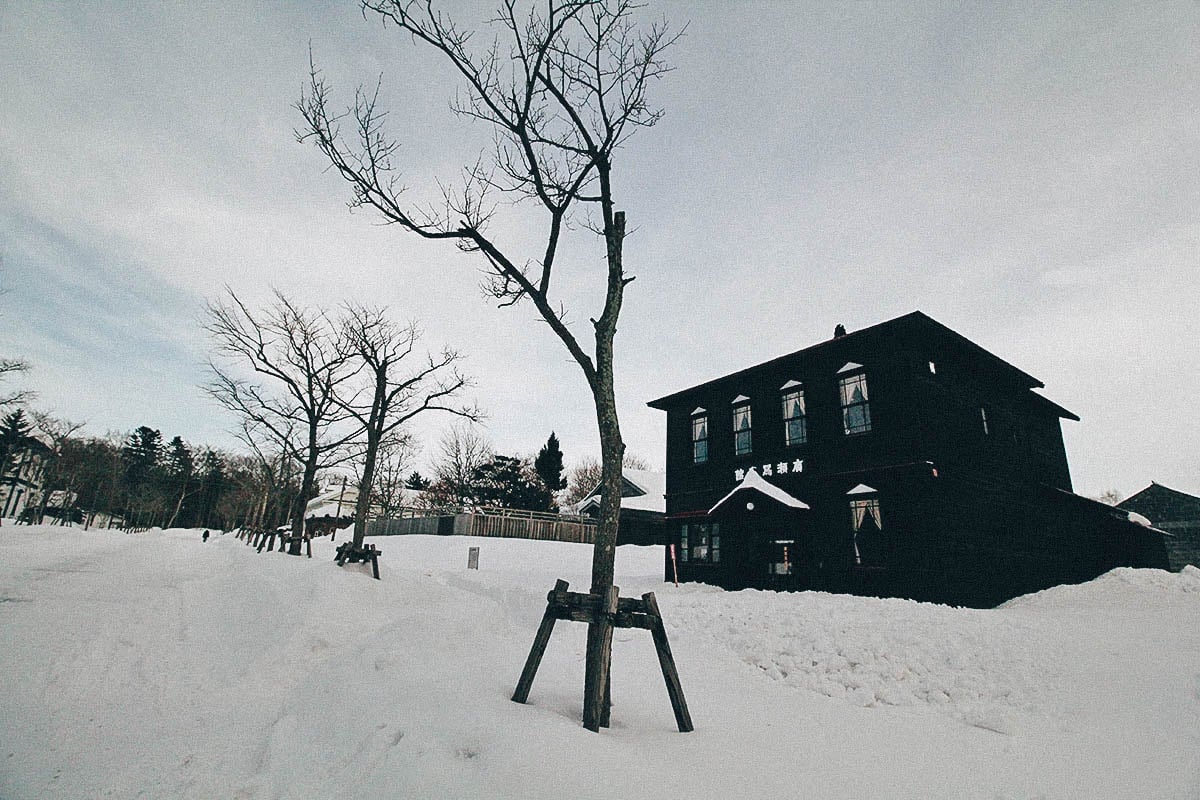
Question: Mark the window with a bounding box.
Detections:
[732,401,752,455]
[850,497,883,567]
[680,522,720,564]
[691,412,708,463]
[782,387,807,446]
[839,372,871,435]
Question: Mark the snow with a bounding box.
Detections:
[1126,510,1153,527]
[709,467,810,512]
[2,525,1198,799]
[575,468,666,514]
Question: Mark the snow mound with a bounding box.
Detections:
[667,587,1050,730]
[1001,566,1200,610]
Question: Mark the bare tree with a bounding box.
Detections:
[0,273,33,409]
[298,0,678,729]
[0,358,31,409]
[205,288,360,554]
[369,433,418,518]
[29,411,86,524]
[425,423,493,508]
[339,304,477,553]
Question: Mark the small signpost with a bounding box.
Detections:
[467,547,480,570]
[512,579,693,733]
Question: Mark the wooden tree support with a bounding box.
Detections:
[512,579,693,733]
[334,541,381,580]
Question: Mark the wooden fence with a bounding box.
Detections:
[368,506,596,544]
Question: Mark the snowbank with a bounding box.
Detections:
[1,525,1197,799]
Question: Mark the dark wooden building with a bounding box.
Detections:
[575,468,667,546]
[648,311,1167,607]
[1118,483,1200,571]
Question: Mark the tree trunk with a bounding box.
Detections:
[353,428,379,550]
[289,452,318,555]
[166,476,188,529]
[582,208,626,731]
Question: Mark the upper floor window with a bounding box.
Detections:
[781,382,807,446]
[691,409,708,464]
[838,365,871,435]
[732,397,752,456]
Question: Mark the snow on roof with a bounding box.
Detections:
[305,484,359,516]
[620,468,666,512]
[576,468,666,515]
[708,468,810,514]
[1126,511,1153,528]
[847,483,877,495]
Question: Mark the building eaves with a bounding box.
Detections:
[647,310,1047,410]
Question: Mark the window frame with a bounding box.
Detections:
[781,386,807,447]
[691,411,709,464]
[838,371,872,435]
[732,401,753,456]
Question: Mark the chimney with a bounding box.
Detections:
[834,323,847,338]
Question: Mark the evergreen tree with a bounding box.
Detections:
[162,436,194,528]
[0,410,36,510]
[534,432,567,493]
[121,427,162,490]
[404,471,430,491]
[195,449,227,528]
[472,455,553,512]
[0,409,34,471]
[120,426,163,527]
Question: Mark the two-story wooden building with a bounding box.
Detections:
[647,311,1167,607]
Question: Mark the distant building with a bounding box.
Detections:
[648,311,1167,607]
[575,468,667,545]
[305,480,362,521]
[0,433,49,520]
[1118,483,1200,571]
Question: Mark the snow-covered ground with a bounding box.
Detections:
[1,524,1197,799]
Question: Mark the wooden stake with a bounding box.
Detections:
[643,592,693,733]
[512,579,567,703]
[582,585,619,732]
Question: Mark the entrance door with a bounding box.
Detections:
[768,538,798,587]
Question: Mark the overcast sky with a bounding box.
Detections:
[1,1,1197,498]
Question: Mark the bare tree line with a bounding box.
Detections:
[204,288,477,554]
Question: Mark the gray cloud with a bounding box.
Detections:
[2,1,1197,496]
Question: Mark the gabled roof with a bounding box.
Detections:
[576,468,666,514]
[1119,481,1200,508]
[708,468,810,515]
[647,311,1073,417]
